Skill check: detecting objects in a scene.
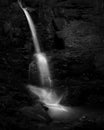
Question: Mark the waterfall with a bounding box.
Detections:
[18,0,52,87]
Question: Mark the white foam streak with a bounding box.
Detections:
[18,1,71,119]
[19,1,40,53]
[27,85,68,114]
[35,53,52,87]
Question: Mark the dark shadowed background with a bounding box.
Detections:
[0,0,104,130]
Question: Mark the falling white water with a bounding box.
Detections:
[18,0,69,118]
[18,0,52,87]
[27,85,69,118]
[27,85,83,120]
[18,0,40,53]
[35,53,52,87]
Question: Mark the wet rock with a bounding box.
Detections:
[19,103,52,123]
[29,57,40,86]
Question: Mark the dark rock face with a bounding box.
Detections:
[61,21,101,50]
[0,0,104,130]
[0,0,9,6]
[94,49,104,75]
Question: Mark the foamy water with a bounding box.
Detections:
[18,0,69,119]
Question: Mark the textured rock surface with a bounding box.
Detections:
[0,0,104,130]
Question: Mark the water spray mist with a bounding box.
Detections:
[18,0,69,118]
